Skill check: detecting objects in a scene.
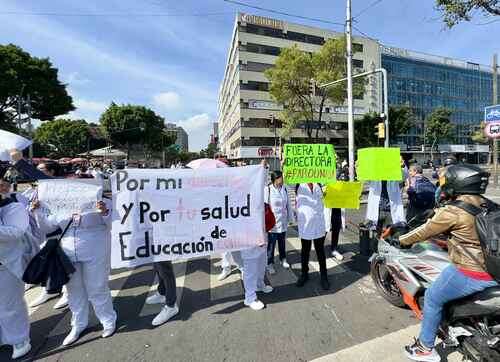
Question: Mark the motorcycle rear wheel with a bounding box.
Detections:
[370,258,405,308]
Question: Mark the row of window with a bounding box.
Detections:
[231,136,348,149]
[240,23,364,53]
[239,80,364,100]
[240,59,363,75]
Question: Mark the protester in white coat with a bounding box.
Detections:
[33,199,117,346]
[295,183,329,290]
[264,171,294,274]
[0,194,38,359]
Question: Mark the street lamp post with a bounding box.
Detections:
[269,114,278,169]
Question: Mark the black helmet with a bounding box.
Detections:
[443,155,457,167]
[441,164,489,197]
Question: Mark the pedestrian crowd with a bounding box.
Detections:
[0,146,477,362]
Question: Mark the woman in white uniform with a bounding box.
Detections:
[33,200,117,346]
[264,171,293,274]
[0,193,37,359]
[295,183,329,290]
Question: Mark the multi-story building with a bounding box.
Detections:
[217,13,381,165]
[210,122,219,146]
[382,46,498,162]
[165,123,189,152]
[218,13,499,165]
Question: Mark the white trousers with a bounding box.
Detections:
[66,260,116,330]
[241,247,267,304]
[366,181,406,224]
[0,266,30,345]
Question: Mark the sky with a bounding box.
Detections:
[1,0,499,151]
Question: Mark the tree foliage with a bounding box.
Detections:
[436,0,500,27]
[0,44,74,125]
[265,38,365,139]
[354,106,415,148]
[99,103,169,152]
[34,119,90,157]
[425,108,454,159]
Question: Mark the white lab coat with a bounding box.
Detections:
[34,200,116,330]
[366,181,406,224]
[264,184,294,233]
[296,184,326,240]
[0,201,34,345]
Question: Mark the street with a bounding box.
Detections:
[3,200,486,362]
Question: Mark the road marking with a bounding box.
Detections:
[311,324,462,362]
[209,256,244,301]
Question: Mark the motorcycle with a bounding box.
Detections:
[370,225,500,361]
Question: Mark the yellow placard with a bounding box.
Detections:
[323,181,363,209]
[357,147,402,181]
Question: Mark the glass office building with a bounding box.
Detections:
[382,46,499,147]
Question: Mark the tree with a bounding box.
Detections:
[0,44,74,126]
[99,103,168,154]
[424,108,454,160]
[354,106,415,148]
[199,143,218,159]
[388,106,415,144]
[34,119,90,157]
[265,38,365,140]
[436,0,500,27]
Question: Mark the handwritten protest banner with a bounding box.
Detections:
[323,181,363,209]
[283,144,336,184]
[357,147,402,181]
[110,165,266,268]
[38,179,102,221]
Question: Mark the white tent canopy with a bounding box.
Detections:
[80,146,127,158]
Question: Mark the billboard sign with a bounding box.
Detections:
[484,105,500,123]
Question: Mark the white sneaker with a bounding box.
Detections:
[257,284,274,294]
[101,324,116,339]
[29,291,58,308]
[53,293,69,309]
[217,267,232,281]
[62,327,85,346]
[12,340,31,359]
[266,264,276,275]
[24,284,35,291]
[146,292,166,305]
[281,259,290,268]
[332,250,344,261]
[244,299,265,311]
[152,304,179,326]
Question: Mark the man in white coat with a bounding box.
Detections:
[0,192,38,359]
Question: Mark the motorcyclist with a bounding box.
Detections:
[399,164,497,362]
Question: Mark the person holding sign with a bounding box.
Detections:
[295,183,329,290]
[33,200,117,346]
[0,176,39,360]
[264,171,294,274]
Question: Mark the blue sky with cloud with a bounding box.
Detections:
[1,0,499,150]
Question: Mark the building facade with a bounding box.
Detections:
[217,13,382,164]
[218,13,498,164]
[382,46,499,161]
[165,123,189,152]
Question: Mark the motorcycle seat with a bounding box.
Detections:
[447,286,500,322]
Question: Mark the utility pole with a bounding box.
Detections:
[270,114,278,170]
[494,54,498,186]
[346,0,355,180]
[26,94,33,160]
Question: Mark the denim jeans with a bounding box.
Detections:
[419,265,498,348]
[267,232,286,265]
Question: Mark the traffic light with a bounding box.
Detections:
[374,122,385,139]
[309,78,316,96]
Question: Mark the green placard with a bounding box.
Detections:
[283,144,336,184]
[357,147,402,181]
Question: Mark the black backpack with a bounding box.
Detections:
[450,198,500,282]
